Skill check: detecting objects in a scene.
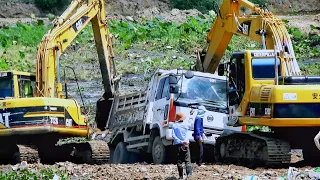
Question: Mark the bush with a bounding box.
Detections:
[170,0,219,14]
[170,0,267,14]
[34,0,71,10]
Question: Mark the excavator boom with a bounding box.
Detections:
[36,0,116,99]
[202,0,300,76]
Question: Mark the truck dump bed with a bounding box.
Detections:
[107,92,148,130]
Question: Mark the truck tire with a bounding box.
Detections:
[152,136,166,164]
[108,146,115,163]
[112,142,128,164]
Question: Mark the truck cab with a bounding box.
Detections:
[0,71,36,99]
[146,69,244,163]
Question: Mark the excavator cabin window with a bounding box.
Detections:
[18,75,36,98]
[0,73,13,99]
[228,52,245,106]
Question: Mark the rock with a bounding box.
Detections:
[265,171,276,177]
[126,16,134,22]
[19,161,28,170]
[140,167,148,173]
[171,9,180,16]
[223,174,233,179]
[11,165,19,171]
[53,175,61,180]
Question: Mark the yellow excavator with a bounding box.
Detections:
[0,0,116,164]
[198,0,320,166]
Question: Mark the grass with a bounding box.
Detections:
[1,14,318,80]
[0,167,70,180]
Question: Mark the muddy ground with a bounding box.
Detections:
[1,0,320,17]
[0,151,318,180]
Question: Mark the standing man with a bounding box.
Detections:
[193,105,206,167]
[172,112,192,179]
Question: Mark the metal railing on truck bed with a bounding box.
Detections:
[107,92,148,130]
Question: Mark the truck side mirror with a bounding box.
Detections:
[184,70,194,79]
[169,85,179,94]
[168,75,177,85]
[218,64,225,76]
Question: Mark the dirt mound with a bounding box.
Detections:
[0,17,49,28]
[267,0,320,14]
[279,14,320,34]
[0,2,41,18]
[135,7,206,23]
[105,0,169,16]
[1,160,317,180]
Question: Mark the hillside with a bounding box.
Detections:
[0,0,319,18]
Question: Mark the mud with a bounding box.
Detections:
[0,152,310,180]
[105,0,169,16]
[135,8,206,23]
[279,14,320,34]
[267,0,320,14]
[1,0,319,19]
[0,2,41,18]
[0,17,49,28]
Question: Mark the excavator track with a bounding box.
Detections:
[215,132,290,167]
[87,140,110,164]
[16,145,40,164]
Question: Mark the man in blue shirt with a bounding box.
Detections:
[193,105,206,166]
[172,112,192,179]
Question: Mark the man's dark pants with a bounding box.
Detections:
[176,144,192,177]
[195,139,203,165]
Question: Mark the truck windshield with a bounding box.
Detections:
[175,76,227,106]
[0,77,13,98]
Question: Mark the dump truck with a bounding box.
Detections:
[92,69,245,164]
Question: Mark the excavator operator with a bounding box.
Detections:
[23,81,33,98]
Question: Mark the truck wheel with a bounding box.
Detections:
[108,146,115,163]
[112,142,128,164]
[152,136,166,164]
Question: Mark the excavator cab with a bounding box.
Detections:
[0,71,35,99]
[218,50,282,108]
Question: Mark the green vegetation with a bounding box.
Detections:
[287,26,320,59]
[0,14,319,79]
[170,0,215,14]
[0,167,69,180]
[34,0,71,10]
[170,0,267,14]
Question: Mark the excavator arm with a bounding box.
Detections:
[201,0,300,76]
[36,0,116,99]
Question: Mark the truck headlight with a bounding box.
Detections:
[207,115,214,122]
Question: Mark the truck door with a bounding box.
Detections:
[153,77,170,129]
